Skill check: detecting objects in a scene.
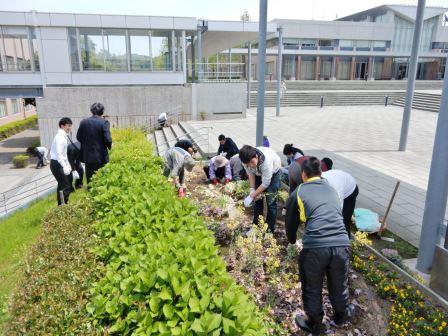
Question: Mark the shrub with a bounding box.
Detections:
[0,115,38,141]
[12,155,29,168]
[87,129,268,335]
[3,196,104,335]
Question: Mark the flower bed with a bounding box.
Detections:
[352,233,448,336]
[0,115,37,141]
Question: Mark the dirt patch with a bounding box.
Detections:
[184,167,390,335]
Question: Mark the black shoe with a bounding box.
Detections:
[334,304,356,325]
[295,315,323,335]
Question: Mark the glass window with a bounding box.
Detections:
[151,31,172,71]
[68,28,80,71]
[103,29,127,71]
[373,40,386,48]
[12,99,21,114]
[300,39,316,47]
[129,30,151,71]
[79,28,105,70]
[1,27,32,71]
[355,40,370,48]
[318,39,331,47]
[30,28,39,71]
[0,100,6,117]
[340,40,353,47]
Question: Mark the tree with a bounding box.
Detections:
[240,9,250,22]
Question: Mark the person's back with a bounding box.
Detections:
[293,178,349,249]
[321,169,356,205]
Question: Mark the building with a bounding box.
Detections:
[0,5,446,144]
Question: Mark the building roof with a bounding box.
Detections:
[337,4,448,23]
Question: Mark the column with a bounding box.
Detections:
[276,26,283,116]
[369,57,375,80]
[246,43,252,109]
[197,26,202,81]
[330,56,337,80]
[171,30,176,72]
[350,57,356,80]
[296,55,301,80]
[290,55,296,80]
[182,30,187,83]
[315,56,320,80]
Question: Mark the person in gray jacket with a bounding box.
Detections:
[163,147,196,197]
[240,145,281,232]
[285,156,354,335]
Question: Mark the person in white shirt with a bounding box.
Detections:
[321,166,359,237]
[240,145,282,232]
[34,146,49,168]
[50,117,73,205]
[157,112,168,129]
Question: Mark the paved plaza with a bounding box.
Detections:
[187,104,446,247]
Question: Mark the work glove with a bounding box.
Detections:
[63,165,71,176]
[72,170,80,180]
[243,195,253,207]
[178,188,186,198]
[175,182,181,189]
[225,178,231,184]
[211,178,219,185]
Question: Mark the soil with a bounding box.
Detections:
[184,166,391,336]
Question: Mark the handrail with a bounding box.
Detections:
[1,173,53,196]
[155,126,214,156]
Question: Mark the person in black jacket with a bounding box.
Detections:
[217,134,239,160]
[174,139,197,156]
[67,140,84,189]
[76,102,112,184]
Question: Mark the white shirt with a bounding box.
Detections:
[322,169,357,205]
[36,146,48,155]
[158,112,167,121]
[50,128,70,169]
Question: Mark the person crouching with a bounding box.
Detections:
[204,155,232,185]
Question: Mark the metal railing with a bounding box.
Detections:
[155,126,214,158]
[188,62,246,81]
[0,173,56,217]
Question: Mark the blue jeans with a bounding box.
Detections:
[253,171,281,232]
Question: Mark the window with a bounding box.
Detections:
[300,39,316,47]
[355,40,370,48]
[68,28,80,71]
[0,100,6,117]
[129,30,151,71]
[373,41,387,48]
[318,39,332,47]
[151,31,172,71]
[340,40,353,48]
[1,26,32,71]
[103,29,127,71]
[266,61,274,75]
[79,28,105,70]
[30,28,40,70]
[12,99,21,114]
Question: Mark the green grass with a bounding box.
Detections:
[0,195,54,324]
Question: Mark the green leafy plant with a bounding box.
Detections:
[12,155,29,168]
[0,115,37,141]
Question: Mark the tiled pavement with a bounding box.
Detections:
[187,105,447,247]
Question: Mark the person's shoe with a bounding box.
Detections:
[295,315,323,335]
[178,188,186,198]
[334,304,356,325]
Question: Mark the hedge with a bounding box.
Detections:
[87,129,268,335]
[0,115,38,141]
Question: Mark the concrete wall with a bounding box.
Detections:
[37,85,192,148]
[193,82,246,120]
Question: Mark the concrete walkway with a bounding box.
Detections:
[187,105,447,247]
[0,127,55,216]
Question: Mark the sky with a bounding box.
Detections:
[1,0,447,21]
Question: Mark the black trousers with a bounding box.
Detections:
[35,149,44,168]
[203,166,225,180]
[85,162,104,184]
[50,160,72,206]
[253,171,281,232]
[299,246,350,319]
[342,185,359,236]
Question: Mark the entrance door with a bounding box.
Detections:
[397,64,408,80]
[355,62,368,79]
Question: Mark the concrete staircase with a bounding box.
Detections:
[250,90,405,108]
[392,92,441,112]
[250,80,443,92]
[149,122,215,159]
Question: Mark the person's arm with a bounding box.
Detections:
[251,161,272,198]
[217,144,223,156]
[209,160,216,180]
[76,122,83,143]
[224,161,232,180]
[103,120,112,150]
[56,134,70,170]
[285,191,300,244]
